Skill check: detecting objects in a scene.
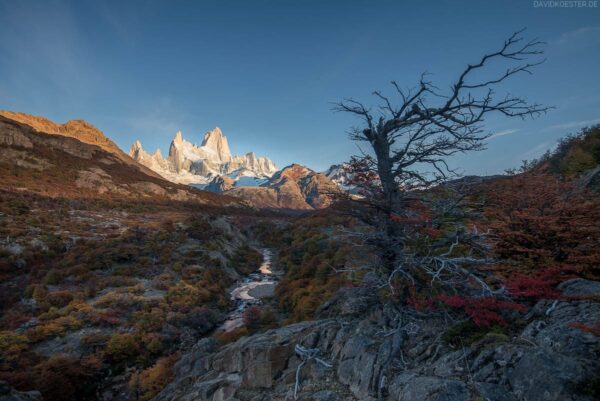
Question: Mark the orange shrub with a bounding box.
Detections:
[129,352,180,401]
[215,326,249,345]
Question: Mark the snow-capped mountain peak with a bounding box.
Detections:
[129,128,277,185]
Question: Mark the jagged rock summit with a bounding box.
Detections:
[131,129,343,209]
[200,127,232,162]
[130,128,277,185]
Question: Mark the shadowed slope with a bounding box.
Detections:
[0,114,241,206]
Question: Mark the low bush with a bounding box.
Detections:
[105,333,139,363]
[129,352,180,401]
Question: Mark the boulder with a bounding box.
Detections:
[304,390,340,401]
[506,349,587,401]
[559,278,600,297]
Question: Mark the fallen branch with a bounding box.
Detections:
[293,344,333,400]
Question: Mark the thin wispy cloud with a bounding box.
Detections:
[487,129,518,140]
[542,118,600,132]
[520,141,553,159]
[552,26,600,45]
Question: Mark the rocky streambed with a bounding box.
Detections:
[217,249,278,333]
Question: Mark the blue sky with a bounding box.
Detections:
[0,0,599,174]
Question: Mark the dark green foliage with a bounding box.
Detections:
[8,200,30,215]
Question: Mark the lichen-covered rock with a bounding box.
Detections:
[302,390,340,401]
[388,374,470,401]
[559,278,600,297]
[507,349,587,401]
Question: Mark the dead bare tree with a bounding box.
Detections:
[334,29,551,279]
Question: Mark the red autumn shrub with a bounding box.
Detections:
[505,265,580,300]
[481,172,600,294]
[438,294,526,327]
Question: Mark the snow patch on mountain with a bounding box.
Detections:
[323,163,361,193]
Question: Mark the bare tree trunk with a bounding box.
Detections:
[335,29,550,283]
[373,135,403,273]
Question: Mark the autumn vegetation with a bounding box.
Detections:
[269,214,364,322]
[0,192,269,401]
[334,125,600,339]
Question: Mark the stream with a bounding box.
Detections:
[217,249,278,333]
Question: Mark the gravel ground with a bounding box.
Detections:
[247,282,276,299]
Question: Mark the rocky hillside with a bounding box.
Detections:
[209,164,340,210]
[130,129,277,185]
[0,113,239,205]
[0,111,162,179]
[0,185,271,401]
[152,279,600,401]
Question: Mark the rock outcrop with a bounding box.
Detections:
[153,279,600,401]
[323,163,359,194]
[205,175,236,193]
[130,129,277,185]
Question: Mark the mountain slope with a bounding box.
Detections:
[0,111,122,155]
[215,164,339,209]
[0,110,165,180]
[0,114,239,205]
